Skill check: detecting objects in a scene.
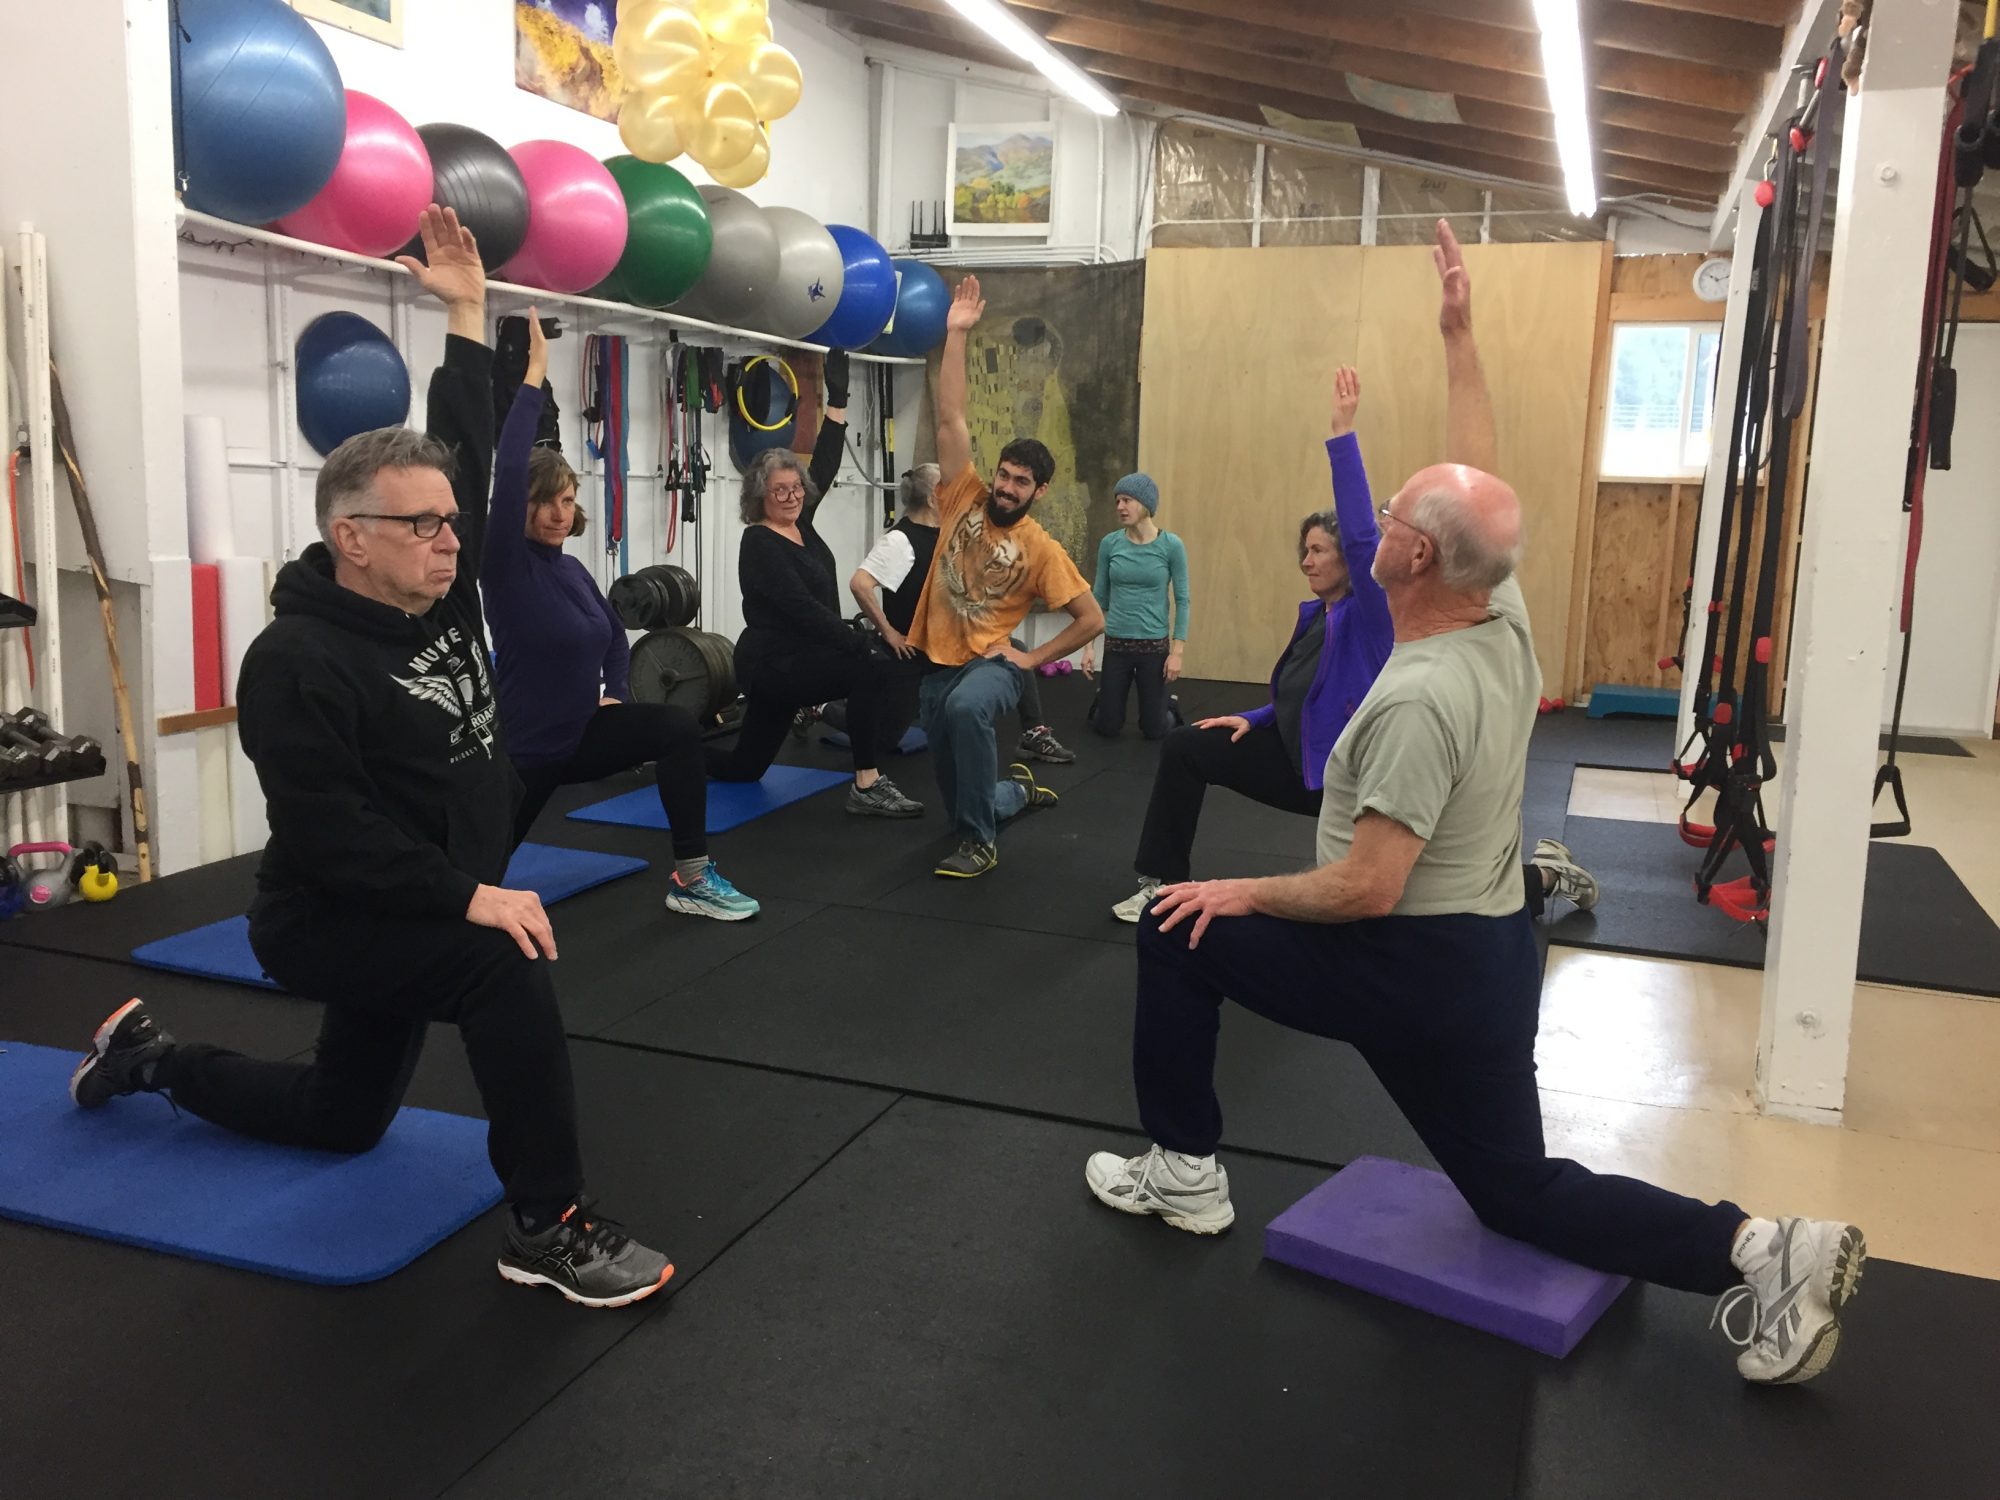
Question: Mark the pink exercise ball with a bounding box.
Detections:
[271,91,432,258]
[497,140,629,293]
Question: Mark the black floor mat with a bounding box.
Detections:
[0,849,263,961]
[441,1098,1527,1500]
[1529,709,1679,771]
[1547,817,2000,998]
[601,905,1435,1168]
[1767,721,1971,757]
[0,1031,894,1500]
[1515,1258,2000,1499]
[5,946,325,1059]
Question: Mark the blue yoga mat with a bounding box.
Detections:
[568,764,850,832]
[0,1041,500,1285]
[129,842,648,991]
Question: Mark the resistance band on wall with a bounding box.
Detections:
[583,334,631,574]
[1674,36,1847,925]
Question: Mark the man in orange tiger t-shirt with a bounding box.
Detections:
[905,275,1105,879]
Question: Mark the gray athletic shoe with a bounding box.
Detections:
[1017,725,1075,764]
[848,776,924,818]
[1716,1217,1867,1384]
[1532,837,1600,912]
[934,840,998,878]
[1112,878,1162,924]
[497,1199,674,1309]
[70,999,174,1108]
[1085,1144,1235,1234]
[1005,762,1059,810]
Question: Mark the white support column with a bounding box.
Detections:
[1758,0,1957,1122]
[1677,180,1764,752]
[1360,166,1381,246]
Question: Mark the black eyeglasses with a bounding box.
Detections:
[349,511,467,539]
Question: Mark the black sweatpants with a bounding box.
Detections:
[1133,903,1745,1294]
[707,643,900,783]
[513,701,707,858]
[1136,721,1552,916]
[1092,642,1173,741]
[160,896,585,1218]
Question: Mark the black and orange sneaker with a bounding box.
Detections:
[497,1199,673,1309]
[70,999,174,1108]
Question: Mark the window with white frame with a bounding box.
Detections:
[1601,323,1722,480]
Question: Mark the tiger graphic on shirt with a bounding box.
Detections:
[938,502,1030,624]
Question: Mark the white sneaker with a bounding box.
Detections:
[1713,1216,1867,1384]
[1532,836,1600,912]
[1111,878,1161,925]
[1085,1144,1234,1234]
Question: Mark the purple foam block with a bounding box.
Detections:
[1263,1156,1630,1357]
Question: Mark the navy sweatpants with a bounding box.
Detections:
[1133,903,1745,1294]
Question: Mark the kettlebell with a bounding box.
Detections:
[9,840,75,909]
[72,840,119,902]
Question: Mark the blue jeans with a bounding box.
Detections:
[1134,903,1745,1295]
[919,657,1030,845]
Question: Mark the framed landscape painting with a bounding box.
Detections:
[947,123,1055,237]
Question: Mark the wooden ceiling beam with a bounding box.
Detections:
[1595,0,1786,69]
[1620,0,1798,25]
[1597,93,1745,146]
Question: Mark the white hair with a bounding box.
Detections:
[1405,486,1523,593]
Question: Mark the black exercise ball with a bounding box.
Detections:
[399,123,530,269]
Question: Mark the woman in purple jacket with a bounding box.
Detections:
[484,313,759,922]
[1112,367,1597,924]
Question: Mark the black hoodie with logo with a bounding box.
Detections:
[238,334,522,923]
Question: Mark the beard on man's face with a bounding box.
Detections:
[987,494,1032,528]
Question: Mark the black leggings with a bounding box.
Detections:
[1137,720,1550,915]
[1092,643,1173,740]
[513,701,707,860]
[707,643,898,783]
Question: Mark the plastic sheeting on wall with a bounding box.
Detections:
[1150,123,1254,248]
[1260,145,1365,246]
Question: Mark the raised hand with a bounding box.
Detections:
[1433,218,1471,336]
[1329,365,1361,439]
[946,274,986,334]
[396,204,486,318]
[524,305,549,389]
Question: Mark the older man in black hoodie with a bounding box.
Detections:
[67,208,671,1309]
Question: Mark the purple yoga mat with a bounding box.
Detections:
[1263,1156,1630,1358]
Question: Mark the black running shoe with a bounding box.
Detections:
[497,1199,674,1308]
[934,840,999,878]
[70,999,174,1109]
[1006,762,1059,810]
[1017,725,1075,763]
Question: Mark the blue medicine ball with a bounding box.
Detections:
[295,313,411,459]
[175,0,346,225]
[868,260,951,358]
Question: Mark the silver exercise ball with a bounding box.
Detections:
[756,207,847,340]
[679,185,780,326]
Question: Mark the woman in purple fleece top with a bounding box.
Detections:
[1112,366,1597,925]
[483,313,759,923]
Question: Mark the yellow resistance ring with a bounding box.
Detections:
[734,355,799,433]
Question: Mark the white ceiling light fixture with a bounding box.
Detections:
[941,0,1121,117]
[1532,0,1599,218]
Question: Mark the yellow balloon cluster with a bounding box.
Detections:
[613,0,802,189]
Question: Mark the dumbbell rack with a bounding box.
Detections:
[2,590,104,796]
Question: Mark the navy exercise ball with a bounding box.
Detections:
[296,312,411,458]
[400,124,532,270]
[869,260,951,358]
[808,225,897,349]
[174,0,346,225]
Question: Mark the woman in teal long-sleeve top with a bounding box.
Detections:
[1082,472,1190,740]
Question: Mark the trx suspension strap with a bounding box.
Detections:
[1685,41,1847,923]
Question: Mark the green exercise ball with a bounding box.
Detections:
[595,155,713,309]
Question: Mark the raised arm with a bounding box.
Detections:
[935,275,984,481]
[400,206,493,589]
[1434,220,1498,475]
[480,309,547,590]
[1324,366,1391,633]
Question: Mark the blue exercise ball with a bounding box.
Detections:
[295,313,411,459]
[868,260,951,358]
[808,225,897,349]
[174,0,346,225]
